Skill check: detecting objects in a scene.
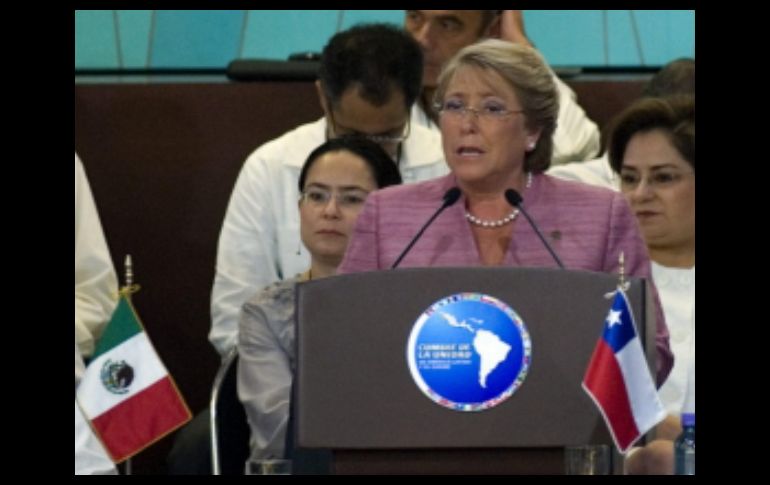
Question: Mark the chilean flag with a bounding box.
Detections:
[582,289,666,453]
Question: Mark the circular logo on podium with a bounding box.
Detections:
[406,293,531,411]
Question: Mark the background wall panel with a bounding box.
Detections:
[150,10,245,68]
[75,10,695,71]
[115,10,152,68]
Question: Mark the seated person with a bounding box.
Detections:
[211,23,449,359]
[75,153,118,358]
[604,96,695,474]
[75,153,119,474]
[548,58,695,189]
[404,10,601,165]
[237,138,402,463]
[338,39,673,385]
[76,339,118,475]
[179,24,435,468]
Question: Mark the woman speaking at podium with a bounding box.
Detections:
[338,39,673,385]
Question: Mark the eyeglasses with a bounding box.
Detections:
[300,187,370,209]
[327,109,411,146]
[435,99,524,121]
[354,124,410,145]
[619,169,694,191]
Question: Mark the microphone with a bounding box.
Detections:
[505,189,565,269]
[391,187,461,269]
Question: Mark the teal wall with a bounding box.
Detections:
[75,10,694,70]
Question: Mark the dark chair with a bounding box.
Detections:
[210,348,251,475]
[166,409,212,474]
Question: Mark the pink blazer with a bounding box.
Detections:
[339,173,673,384]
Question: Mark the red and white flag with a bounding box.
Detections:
[582,289,666,453]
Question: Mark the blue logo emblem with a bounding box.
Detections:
[406,293,531,411]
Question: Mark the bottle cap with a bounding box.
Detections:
[681,412,695,427]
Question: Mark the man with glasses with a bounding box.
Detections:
[325,110,411,165]
[403,10,601,166]
[210,24,448,358]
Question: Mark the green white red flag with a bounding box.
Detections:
[75,293,191,462]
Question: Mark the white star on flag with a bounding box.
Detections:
[606,310,622,327]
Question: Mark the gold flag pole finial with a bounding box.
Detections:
[121,254,140,299]
[125,254,133,288]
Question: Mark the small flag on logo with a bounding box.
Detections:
[75,294,192,462]
[582,289,666,453]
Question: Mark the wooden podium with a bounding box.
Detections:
[293,267,657,474]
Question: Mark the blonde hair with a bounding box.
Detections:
[434,39,559,172]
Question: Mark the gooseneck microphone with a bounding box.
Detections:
[505,189,565,269]
[391,187,462,269]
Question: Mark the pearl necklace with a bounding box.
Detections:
[465,172,533,228]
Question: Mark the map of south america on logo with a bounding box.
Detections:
[407,294,531,411]
[440,312,511,388]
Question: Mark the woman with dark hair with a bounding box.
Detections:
[607,96,695,475]
[237,137,401,466]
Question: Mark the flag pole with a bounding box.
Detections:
[605,252,630,300]
[80,253,190,472]
[123,254,133,476]
[124,254,133,294]
[617,251,630,292]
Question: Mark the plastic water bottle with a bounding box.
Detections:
[674,412,695,475]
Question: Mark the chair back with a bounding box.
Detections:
[210,348,251,475]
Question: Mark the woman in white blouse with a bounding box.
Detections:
[607,96,695,474]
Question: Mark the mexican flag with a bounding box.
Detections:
[75,294,192,462]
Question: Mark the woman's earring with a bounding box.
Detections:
[296,241,302,256]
